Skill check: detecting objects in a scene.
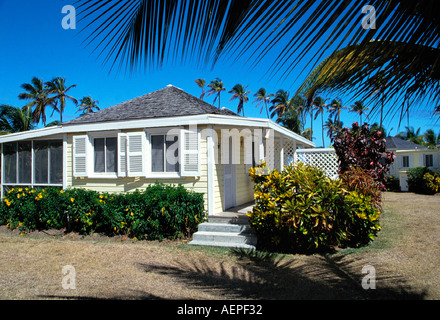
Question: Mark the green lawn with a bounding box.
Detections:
[0,192,438,300]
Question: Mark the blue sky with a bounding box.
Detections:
[1,0,438,147]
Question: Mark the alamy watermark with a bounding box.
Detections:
[362,265,376,290]
[62,5,76,30]
[62,265,76,290]
[362,5,377,30]
[62,4,377,31]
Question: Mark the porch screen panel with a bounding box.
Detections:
[18,142,32,184]
[49,141,63,184]
[4,143,17,184]
[34,141,49,184]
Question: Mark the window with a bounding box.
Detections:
[150,135,179,173]
[425,154,434,167]
[402,156,410,168]
[2,140,63,186]
[4,143,17,184]
[34,140,63,185]
[93,137,117,174]
[18,142,32,184]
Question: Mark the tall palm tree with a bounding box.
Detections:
[328,98,347,123]
[45,77,78,123]
[195,78,206,100]
[276,106,302,135]
[396,126,423,145]
[270,90,304,134]
[77,1,440,120]
[423,129,439,148]
[0,104,34,133]
[350,101,370,124]
[207,78,226,109]
[229,84,250,116]
[313,97,328,147]
[324,118,344,140]
[253,88,273,119]
[18,77,56,126]
[77,96,100,115]
[269,90,303,119]
[301,93,316,142]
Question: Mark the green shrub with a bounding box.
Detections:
[0,184,205,240]
[384,175,401,192]
[407,167,440,195]
[248,163,381,253]
[340,166,383,210]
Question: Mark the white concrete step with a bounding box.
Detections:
[192,231,257,244]
[189,221,257,250]
[189,239,256,250]
[197,222,251,234]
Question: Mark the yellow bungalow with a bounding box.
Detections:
[0,85,314,218]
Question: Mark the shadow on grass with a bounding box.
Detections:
[41,248,427,300]
[137,248,426,300]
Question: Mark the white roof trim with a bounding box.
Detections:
[0,114,315,147]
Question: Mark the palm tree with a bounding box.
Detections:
[253,88,273,119]
[229,84,250,116]
[206,78,226,109]
[301,93,316,142]
[77,1,440,120]
[301,128,313,141]
[18,77,56,126]
[195,78,206,100]
[350,101,370,124]
[45,77,78,123]
[269,90,300,119]
[276,106,302,135]
[270,90,304,133]
[313,97,328,147]
[328,98,347,123]
[324,118,344,140]
[77,96,100,115]
[423,129,439,148]
[0,104,34,133]
[396,126,423,145]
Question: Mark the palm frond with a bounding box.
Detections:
[296,40,440,122]
[76,0,440,116]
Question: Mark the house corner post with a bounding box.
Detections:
[207,126,215,217]
[280,136,284,170]
[63,134,68,190]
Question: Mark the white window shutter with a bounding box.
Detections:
[127,133,145,177]
[73,135,88,177]
[180,128,201,177]
[118,133,127,177]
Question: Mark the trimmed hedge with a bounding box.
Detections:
[0,184,206,240]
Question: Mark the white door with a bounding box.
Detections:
[224,140,236,210]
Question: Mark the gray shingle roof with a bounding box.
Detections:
[64,85,239,125]
[386,136,428,150]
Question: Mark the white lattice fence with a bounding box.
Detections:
[283,140,297,167]
[294,148,339,179]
